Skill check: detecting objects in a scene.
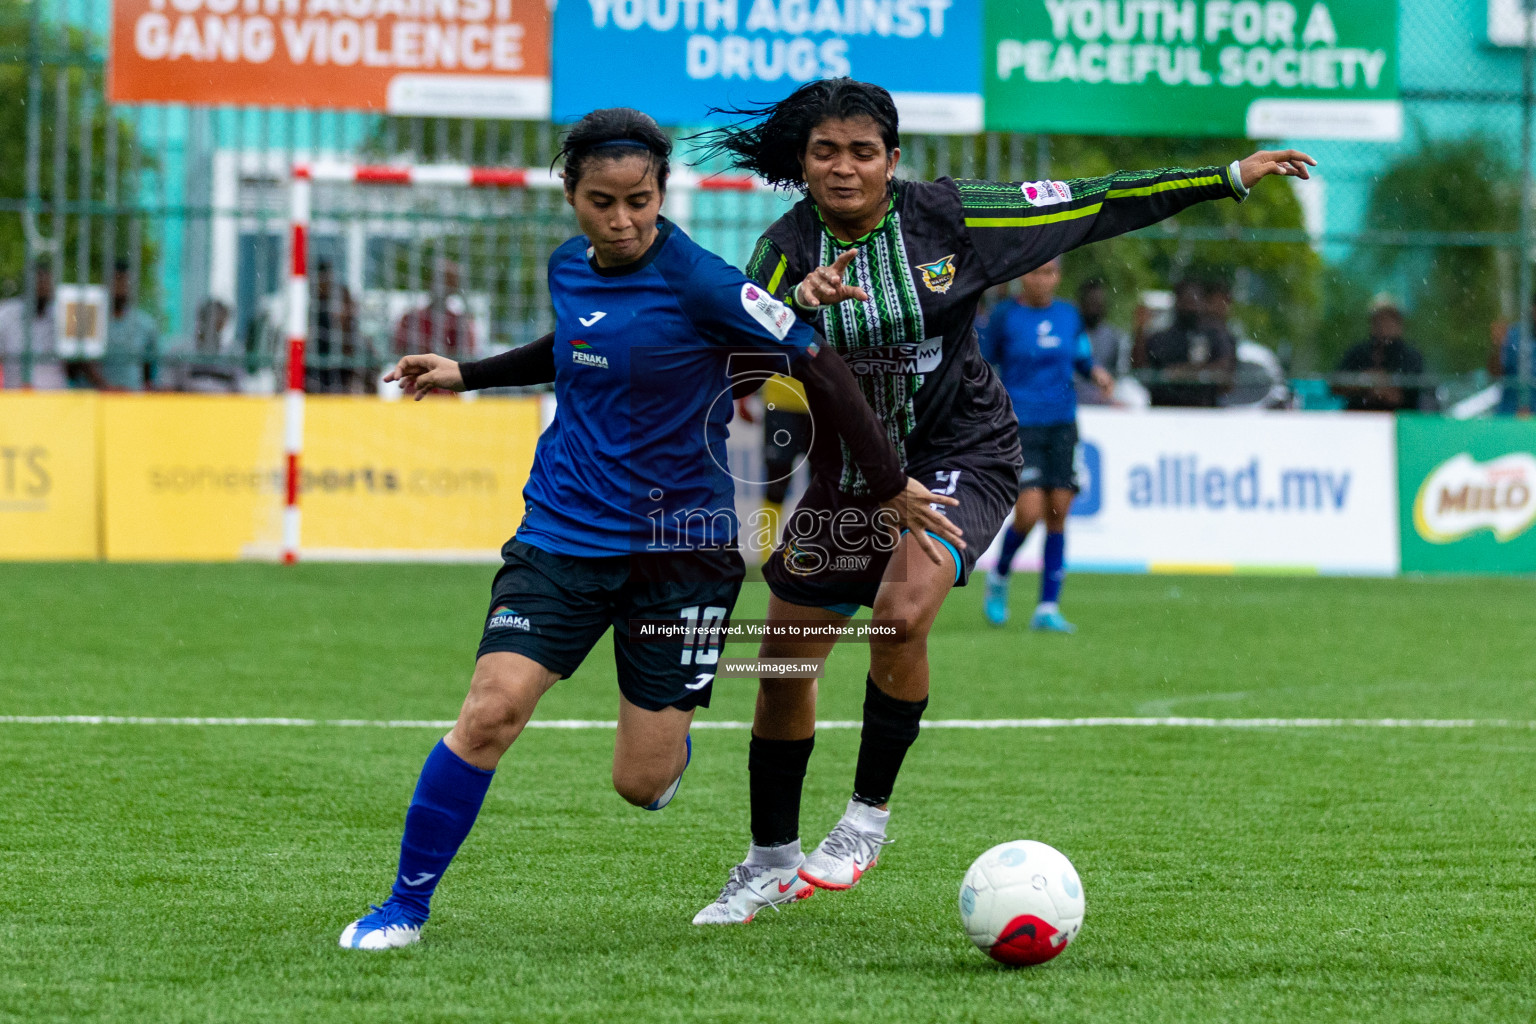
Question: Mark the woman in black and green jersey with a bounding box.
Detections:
[691,79,1314,925]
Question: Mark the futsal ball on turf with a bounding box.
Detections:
[959,840,1085,966]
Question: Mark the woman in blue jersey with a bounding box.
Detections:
[980,257,1115,632]
[336,108,961,950]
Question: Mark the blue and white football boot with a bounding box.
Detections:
[339,900,426,950]
[984,572,1010,627]
[1029,606,1077,634]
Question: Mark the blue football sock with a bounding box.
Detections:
[1040,531,1066,606]
[388,739,495,920]
[995,525,1029,578]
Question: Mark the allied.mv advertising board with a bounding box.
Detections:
[985,0,1402,140]
[552,0,983,131]
[979,408,1401,575]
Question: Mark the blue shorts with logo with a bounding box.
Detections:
[478,538,745,712]
[1017,421,1079,492]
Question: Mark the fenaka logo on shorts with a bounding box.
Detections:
[1413,452,1536,544]
[742,283,795,341]
[843,337,944,377]
[915,254,957,294]
[570,339,608,369]
[1021,180,1073,208]
[487,604,532,632]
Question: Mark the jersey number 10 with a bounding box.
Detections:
[678,605,727,666]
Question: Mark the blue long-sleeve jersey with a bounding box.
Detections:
[517,219,819,556]
[981,298,1094,427]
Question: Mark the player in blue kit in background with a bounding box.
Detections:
[335,108,958,950]
[980,257,1115,632]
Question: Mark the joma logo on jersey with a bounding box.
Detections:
[487,605,531,632]
[570,340,609,369]
[915,254,957,294]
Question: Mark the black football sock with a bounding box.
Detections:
[852,675,928,807]
[748,733,815,848]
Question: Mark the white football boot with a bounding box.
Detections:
[798,800,893,890]
[338,902,425,950]
[692,858,814,925]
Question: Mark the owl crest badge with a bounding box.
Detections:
[916,254,957,295]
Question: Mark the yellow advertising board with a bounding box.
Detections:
[0,392,99,560]
[101,394,285,561]
[99,394,542,561]
[301,397,541,557]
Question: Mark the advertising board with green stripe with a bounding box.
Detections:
[985,0,1401,140]
[1397,417,1536,575]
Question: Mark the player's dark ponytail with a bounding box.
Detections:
[691,79,900,191]
[558,108,672,193]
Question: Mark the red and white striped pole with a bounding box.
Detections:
[275,162,767,564]
[303,161,764,192]
[282,165,311,565]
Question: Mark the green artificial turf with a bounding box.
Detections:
[1,564,1533,1023]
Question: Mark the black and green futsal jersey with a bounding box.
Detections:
[750,164,1248,608]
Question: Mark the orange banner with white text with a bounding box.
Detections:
[107,0,550,118]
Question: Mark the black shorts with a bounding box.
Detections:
[1017,422,1079,492]
[762,456,1018,614]
[477,538,745,712]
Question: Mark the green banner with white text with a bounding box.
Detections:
[984,0,1401,140]
[1397,417,1536,575]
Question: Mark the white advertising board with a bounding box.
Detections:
[982,408,1401,576]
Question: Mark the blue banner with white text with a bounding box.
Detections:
[552,0,982,132]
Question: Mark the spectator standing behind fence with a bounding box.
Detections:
[162,298,239,393]
[1492,296,1534,415]
[100,260,158,391]
[308,259,361,393]
[1202,277,1252,347]
[1074,278,1129,406]
[394,260,477,363]
[1135,279,1236,407]
[0,261,66,389]
[1334,303,1427,413]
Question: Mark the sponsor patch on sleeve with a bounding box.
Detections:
[1020,180,1074,207]
[741,283,795,341]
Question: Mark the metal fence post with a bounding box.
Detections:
[21,0,43,388]
[1519,0,1535,415]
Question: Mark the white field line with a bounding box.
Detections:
[0,716,1532,730]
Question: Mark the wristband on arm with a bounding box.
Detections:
[458,333,557,390]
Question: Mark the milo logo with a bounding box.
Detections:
[1413,452,1536,544]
